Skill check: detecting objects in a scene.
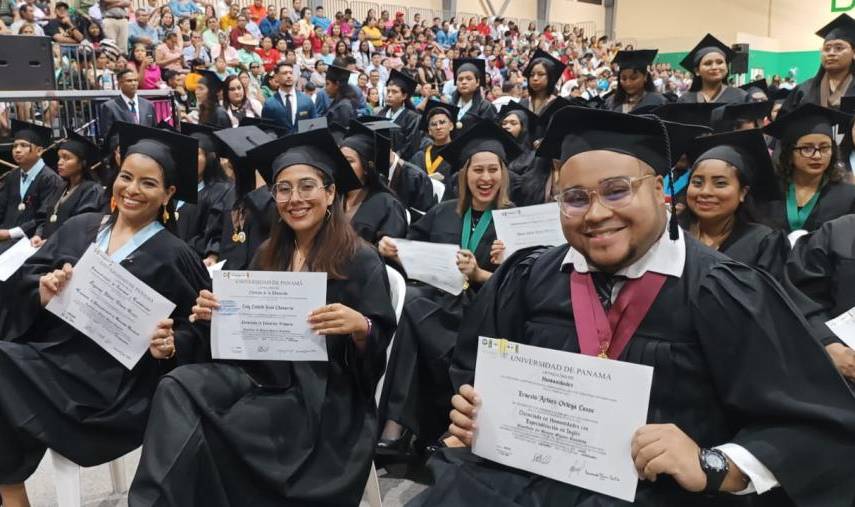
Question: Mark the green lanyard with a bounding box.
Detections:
[460,207,493,252]
[786,182,822,231]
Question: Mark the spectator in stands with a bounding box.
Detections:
[210,55,234,79]
[245,0,264,23]
[183,30,211,67]
[201,15,220,49]
[223,74,262,126]
[436,21,456,48]
[241,6,262,38]
[128,8,158,48]
[168,0,200,20]
[236,34,262,71]
[296,6,312,37]
[99,0,130,53]
[229,13,249,48]
[155,10,176,42]
[258,4,278,37]
[0,0,13,27]
[88,48,117,89]
[261,61,316,132]
[288,0,301,24]
[311,5,330,32]
[10,4,44,36]
[155,30,184,72]
[219,2,238,31]
[354,40,372,69]
[84,20,105,47]
[361,16,383,48]
[127,43,163,89]
[44,2,84,44]
[255,35,280,72]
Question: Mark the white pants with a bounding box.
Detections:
[102,17,128,54]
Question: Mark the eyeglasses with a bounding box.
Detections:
[823,43,851,54]
[554,175,654,217]
[793,144,833,158]
[270,180,327,203]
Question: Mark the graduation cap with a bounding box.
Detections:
[764,103,852,145]
[842,95,855,114]
[196,69,224,95]
[358,117,400,136]
[523,49,567,89]
[180,122,221,155]
[710,101,773,132]
[239,116,290,138]
[341,119,391,178]
[59,129,100,167]
[739,79,769,96]
[420,100,461,131]
[816,13,855,48]
[612,49,658,73]
[651,103,719,128]
[328,121,349,145]
[453,58,486,85]
[214,126,275,185]
[11,119,52,147]
[326,65,352,84]
[435,119,521,169]
[116,122,199,204]
[689,128,781,202]
[387,69,418,97]
[246,128,361,194]
[498,101,538,131]
[100,120,122,158]
[679,34,736,72]
[536,96,571,131]
[297,117,328,133]
[769,88,791,102]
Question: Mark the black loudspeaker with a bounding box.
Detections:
[731,43,749,75]
[0,35,56,90]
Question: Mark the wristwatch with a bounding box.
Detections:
[699,448,729,494]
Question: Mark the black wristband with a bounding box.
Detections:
[699,448,729,494]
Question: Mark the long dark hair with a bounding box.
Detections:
[256,172,360,279]
[333,82,360,108]
[201,150,227,184]
[775,137,846,184]
[613,68,656,105]
[197,79,222,125]
[527,59,558,100]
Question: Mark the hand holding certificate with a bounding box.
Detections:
[492,203,566,257]
[394,238,466,295]
[471,337,653,502]
[211,271,328,361]
[46,244,177,370]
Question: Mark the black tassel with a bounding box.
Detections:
[646,114,679,240]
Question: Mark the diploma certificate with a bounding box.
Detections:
[395,239,465,295]
[0,237,38,281]
[826,307,855,349]
[492,203,566,256]
[211,271,328,361]
[46,244,176,370]
[472,337,653,502]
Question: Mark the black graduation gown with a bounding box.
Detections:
[456,94,497,133]
[326,96,357,126]
[0,164,64,252]
[378,106,423,161]
[676,86,748,104]
[128,244,396,507]
[350,190,408,244]
[410,144,454,180]
[781,68,855,113]
[605,91,668,113]
[0,213,209,482]
[391,159,438,215]
[33,178,105,239]
[175,180,233,259]
[508,148,535,175]
[379,200,499,442]
[786,214,855,345]
[681,220,790,279]
[756,181,855,233]
[514,155,555,207]
[409,237,855,507]
[203,105,232,130]
[218,186,276,271]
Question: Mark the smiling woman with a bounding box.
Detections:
[677,34,747,104]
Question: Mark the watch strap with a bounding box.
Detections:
[700,448,729,494]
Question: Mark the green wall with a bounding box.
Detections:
[657,50,822,82]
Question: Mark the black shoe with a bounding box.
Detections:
[376,428,413,456]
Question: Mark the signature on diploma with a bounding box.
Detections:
[531,453,552,465]
[568,461,621,483]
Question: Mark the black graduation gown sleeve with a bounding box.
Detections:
[757,181,855,232]
[393,108,423,161]
[350,190,408,244]
[392,159,438,213]
[0,213,210,482]
[606,91,668,112]
[127,245,396,506]
[34,180,105,239]
[326,97,356,126]
[175,180,233,258]
[0,166,65,246]
[218,186,275,270]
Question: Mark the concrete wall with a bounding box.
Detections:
[454,0,605,28]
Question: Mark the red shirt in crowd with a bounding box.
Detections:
[256,47,281,72]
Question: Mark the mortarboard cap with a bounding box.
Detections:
[763,103,852,145]
[523,49,567,90]
[536,96,571,130]
[453,58,486,85]
[196,69,224,95]
[435,119,521,170]
[612,49,658,72]
[651,102,720,128]
[326,65,352,84]
[341,120,391,178]
[180,122,221,155]
[387,69,418,97]
[711,101,773,132]
[11,119,52,147]
[679,33,736,72]
[117,122,199,204]
[817,13,855,48]
[239,116,290,138]
[246,128,361,194]
[739,79,769,95]
[498,101,538,131]
[420,100,462,131]
[59,129,100,167]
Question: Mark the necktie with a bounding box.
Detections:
[128,100,139,123]
[284,93,293,126]
[591,272,620,310]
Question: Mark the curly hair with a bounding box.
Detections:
[774,139,846,184]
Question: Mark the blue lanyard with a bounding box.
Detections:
[20,159,45,198]
[96,221,164,263]
[176,181,205,211]
[663,171,690,197]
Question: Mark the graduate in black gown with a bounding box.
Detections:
[377,69,423,162]
[606,49,668,113]
[782,14,855,112]
[212,125,277,271]
[195,70,232,129]
[30,130,105,247]
[410,105,855,507]
[740,79,770,103]
[409,100,459,180]
[0,123,209,507]
[325,65,359,126]
[498,101,537,175]
[376,120,518,455]
[175,123,234,266]
[681,128,789,276]
[128,128,396,507]
[0,120,64,253]
[451,58,497,132]
[710,100,773,132]
[786,213,855,384]
[677,34,748,105]
[518,49,566,137]
[756,103,855,233]
[340,120,408,243]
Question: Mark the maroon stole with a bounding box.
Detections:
[569,271,667,359]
